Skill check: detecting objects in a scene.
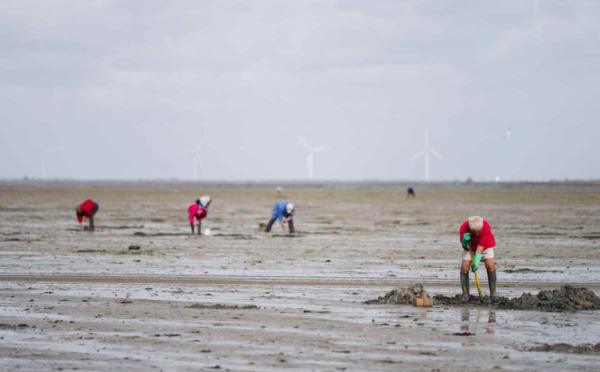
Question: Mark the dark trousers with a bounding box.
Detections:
[265,218,295,233]
[265,217,277,232]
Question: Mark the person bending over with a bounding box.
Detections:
[265,200,295,234]
[188,196,211,235]
[459,216,497,302]
[75,199,99,231]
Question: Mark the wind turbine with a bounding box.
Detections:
[190,143,203,181]
[297,136,329,180]
[40,148,59,179]
[410,129,445,182]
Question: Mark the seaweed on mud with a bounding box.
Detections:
[452,331,475,336]
[186,303,258,310]
[503,268,562,274]
[75,249,107,253]
[213,233,256,240]
[578,234,600,240]
[117,249,150,255]
[133,232,189,237]
[367,285,600,312]
[0,323,33,330]
[305,230,341,235]
[527,343,600,354]
[98,225,145,230]
[2,238,22,242]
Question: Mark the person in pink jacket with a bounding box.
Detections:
[188,196,211,235]
[75,199,99,231]
[459,216,497,302]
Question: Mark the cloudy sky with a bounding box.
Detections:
[1,0,599,181]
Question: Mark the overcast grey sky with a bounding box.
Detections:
[1,0,599,181]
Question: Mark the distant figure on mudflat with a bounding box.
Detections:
[406,187,416,198]
[459,216,497,302]
[188,196,211,235]
[75,199,99,231]
[265,200,295,234]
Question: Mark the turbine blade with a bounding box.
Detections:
[296,136,312,151]
[410,150,426,162]
[42,147,59,155]
[429,148,445,161]
[188,143,203,156]
[312,146,330,153]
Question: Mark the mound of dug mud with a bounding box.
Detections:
[365,284,429,305]
[528,343,600,355]
[368,285,600,312]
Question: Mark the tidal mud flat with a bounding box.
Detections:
[1,183,599,370]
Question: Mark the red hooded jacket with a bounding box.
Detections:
[188,203,207,224]
[459,219,496,251]
[77,199,98,223]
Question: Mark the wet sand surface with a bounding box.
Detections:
[1,184,599,371]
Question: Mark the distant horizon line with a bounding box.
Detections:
[1,178,599,187]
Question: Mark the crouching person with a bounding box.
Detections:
[188,196,211,235]
[459,216,497,302]
[76,199,99,231]
[265,201,295,235]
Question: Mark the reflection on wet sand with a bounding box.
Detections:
[460,308,496,337]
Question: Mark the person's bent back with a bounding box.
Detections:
[75,199,99,231]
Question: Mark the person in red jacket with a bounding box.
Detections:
[75,199,99,231]
[188,196,211,235]
[459,216,497,302]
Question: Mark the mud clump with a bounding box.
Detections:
[369,285,600,312]
[496,286,600,312]
[365,284,431,305]
[435,285,600,312]
[528,343,600,355]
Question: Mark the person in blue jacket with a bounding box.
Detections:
[265,200,295,234]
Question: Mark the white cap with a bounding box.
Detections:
[468,216,484,232]
[200,196,211,208]
[286,202,295,214]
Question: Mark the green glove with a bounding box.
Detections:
[461,233,471,250]
[471,252,483,272]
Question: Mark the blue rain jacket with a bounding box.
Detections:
[271,200,294,222]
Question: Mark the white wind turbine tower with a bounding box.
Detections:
[297,136,329,180]
[190,143,203,181]
[40,148,59,179]
[410,129,445,182]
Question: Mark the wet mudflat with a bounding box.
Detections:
[1,183,599,371]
